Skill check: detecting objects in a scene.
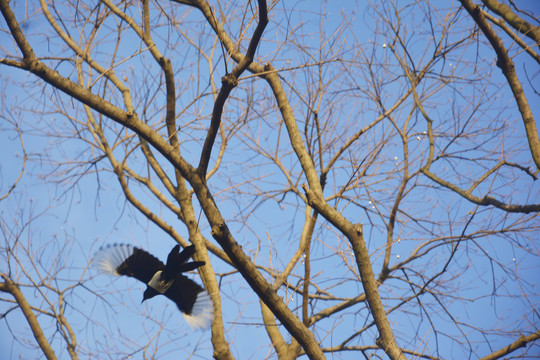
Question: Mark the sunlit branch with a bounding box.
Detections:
[0,275,58,360]
[302,184,406,360]
[459,0,540,171]
[480,0,540,44]
[197,0,268,176]
[421,167,540,213]
[260,300,301,358]
[482,10,540,65]
[39,0,134,112]
[478,330,540,360]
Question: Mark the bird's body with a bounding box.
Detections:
[93,243,213,329]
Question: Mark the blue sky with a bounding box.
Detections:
[1,1,539,359]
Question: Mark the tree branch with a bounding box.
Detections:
[481,0,540,44]
[459,0,540,171]
[197,0,268,176]
[479,331,540,360]
[302,185,406,360]
[0,275,58,360]
[421,167,540,213]
[192,173,325,359]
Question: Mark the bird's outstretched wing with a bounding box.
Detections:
[93,244,164,284]
[163,245,205,280]
[94,243,213,329]
[175,244,195,265]
[164,274,214,329]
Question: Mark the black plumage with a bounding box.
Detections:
[93,244,213,329]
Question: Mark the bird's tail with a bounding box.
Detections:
[183,291,214,329]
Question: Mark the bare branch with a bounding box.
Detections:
[481,0,540,44]
[479,331,540,360]
[0,275,58,360]
[198,0,269,176]
[421,167,540,213]
[459,0,540,171]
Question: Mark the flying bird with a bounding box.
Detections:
[93,243,213,329]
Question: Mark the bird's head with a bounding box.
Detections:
[142,286,159,303]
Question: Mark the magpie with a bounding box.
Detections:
[93,243,213,329]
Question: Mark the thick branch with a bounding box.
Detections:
[302,186,406,360]
[1,3,323,357]
[459,0,540,171]
[197,0,268,176]
[260,300,298,360]
[481,0,540,44]
[172,177,234,360]
[482,10,540,64]
[0,275,58,360]
[263,66,323,194]
[191,175,325,359]
[479,331,540,360]
[0,9,196,193]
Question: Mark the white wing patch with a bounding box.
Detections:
[93,243,134,276]
[147,270,173,293]
[183,291,214,329]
